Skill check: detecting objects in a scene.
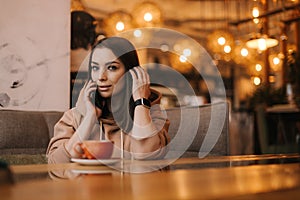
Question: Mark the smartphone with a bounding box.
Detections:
[89,88,104,109]
[88,78,99,107]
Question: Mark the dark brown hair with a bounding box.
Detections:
[88,37,140,132]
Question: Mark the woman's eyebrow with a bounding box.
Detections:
[91,61,99,65]
[91,60,120,66]
[105,60,120,66]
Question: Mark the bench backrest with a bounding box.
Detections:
[165,102,229,158]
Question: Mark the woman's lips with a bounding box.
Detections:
[98,85,111,91]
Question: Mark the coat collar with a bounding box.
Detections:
[75,87,162,118]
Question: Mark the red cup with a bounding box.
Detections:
[74,140,114,159]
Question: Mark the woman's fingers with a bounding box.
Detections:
[129,68,137,79]
[130,66,150,100]
[130,66,150,84]
[86,80,96,92]
[83,80,97,103]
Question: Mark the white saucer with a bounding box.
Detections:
[71,169,114,174]
[71,158,120,166]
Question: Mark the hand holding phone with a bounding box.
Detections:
[90,89,104,110]
[83,79,102,109]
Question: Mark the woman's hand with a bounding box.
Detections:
[83,80,102,119]
[129,66,151,101]
[64,81,103,158]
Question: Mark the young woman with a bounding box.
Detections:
[46,37,170,163]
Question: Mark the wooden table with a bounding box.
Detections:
[1,154,300,200]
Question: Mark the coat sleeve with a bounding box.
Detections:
[46,109,78,164]
[129,104,171,160]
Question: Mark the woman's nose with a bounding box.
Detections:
[98,70,107,81]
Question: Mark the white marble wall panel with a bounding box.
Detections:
[0,0,70,111]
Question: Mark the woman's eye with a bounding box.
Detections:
[107,65,117,71]
[91,66,99,71]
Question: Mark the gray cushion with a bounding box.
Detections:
[0,154,47,165]
[0,110,63,155]
[165,102,229,158]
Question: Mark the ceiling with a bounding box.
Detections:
[78,0,300,55]
[80,0,246,42]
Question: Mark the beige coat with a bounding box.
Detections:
[46,89,170,163]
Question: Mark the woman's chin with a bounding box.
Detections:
[98,91,112,98]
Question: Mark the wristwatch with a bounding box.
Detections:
[134,98,151,109]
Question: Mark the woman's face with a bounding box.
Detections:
[91,47,126,98]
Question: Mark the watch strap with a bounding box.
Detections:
[134,98,151,109]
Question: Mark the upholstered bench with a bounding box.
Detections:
[0,110,63,165]
[0,102,229,165]
[165,101,229,158]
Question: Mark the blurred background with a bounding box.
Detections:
[71,0,300,111]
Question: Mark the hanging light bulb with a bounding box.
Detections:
[115,21,125,31]
[255,63,262,72]
[144,12,153,22]
[252,5,260,23]
[183,48,192,57]
[132,2,162,27]
[252,7,259,18]
[169,52,193,73]
[169,38,200,73]
[241,48,249,57]
[246,1,279,52]
[257,38,267,51]
[160,44,169,52]
[118,28,153,47]
[207,30,234,56]
[273,57,280,65]
[104,10,134,36]
[232,40,256,65]
[133,29,142,37]
[247,62,264,77]
[269,54,283,72]
[218,37,226,45]
[253,18,260,24]
[246,34,278,51]
[253,76,261,85]
[224,45,231,53]
[179,55,188,63]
